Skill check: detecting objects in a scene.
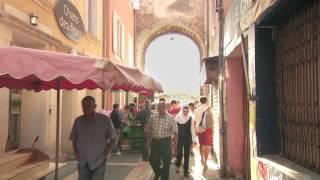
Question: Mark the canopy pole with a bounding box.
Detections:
[55,78,61,180]
[102,90,105,109]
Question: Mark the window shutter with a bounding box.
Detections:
[128,34,134,66]
[112,11,118,55]
[121,25,125,61]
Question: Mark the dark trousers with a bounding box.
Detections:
[176,136,192,173]
[142,134,150,160]
[149,137,171,180]
[78,163,105,180]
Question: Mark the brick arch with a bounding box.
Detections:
[136,22,205,70]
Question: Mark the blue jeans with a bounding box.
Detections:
[78,162,106,180]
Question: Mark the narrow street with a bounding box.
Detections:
[45,152,143,180]
[1,0,320,180]
[149,145,222,180]
[44,145,226,180]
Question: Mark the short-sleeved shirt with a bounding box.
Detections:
[147,112,178,139]
[137,108,151,127]
[194,104,209,126]
[69,113,116,170]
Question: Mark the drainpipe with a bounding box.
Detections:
[217,0,227,177]
[102,0,107,109]
[205,0,210,58]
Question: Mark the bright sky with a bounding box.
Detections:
[145,33,204,97]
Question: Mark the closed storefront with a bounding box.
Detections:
[254,1,320,179]
[276,0,320,172]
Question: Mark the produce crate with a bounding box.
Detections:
[128,126,145,152]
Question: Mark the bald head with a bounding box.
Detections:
[158,101,166,115]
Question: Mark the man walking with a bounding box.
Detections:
[145,101,178,180]
[70,96,116,180]
[110,103,123,155]
[194,96,213,170]
[136,99,152,161]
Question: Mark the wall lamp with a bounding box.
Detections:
[30,13,39,26]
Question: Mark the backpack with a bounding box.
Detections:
[198,107,213,131]
[204,107,213,128]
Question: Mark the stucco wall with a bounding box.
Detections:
[226,57,245,177]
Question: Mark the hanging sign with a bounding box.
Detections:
[54,0,85,41]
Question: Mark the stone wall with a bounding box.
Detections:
[135,0,206,69]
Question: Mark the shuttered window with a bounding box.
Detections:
[112,11,125,61]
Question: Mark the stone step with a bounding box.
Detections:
[0,149,49,179]
[0,149,34,174]
[0,160,48,180]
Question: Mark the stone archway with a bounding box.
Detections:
[136,22,205,70]
[135,0,206,70]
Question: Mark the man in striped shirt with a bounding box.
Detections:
[145,101,178,180]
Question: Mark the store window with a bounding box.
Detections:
[7,89,22,151]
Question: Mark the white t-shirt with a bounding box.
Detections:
[194,104,209,127]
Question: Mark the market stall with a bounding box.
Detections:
[0,46,162,179]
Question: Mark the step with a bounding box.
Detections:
[0,149,49,179]
[0,149,34,174]
[0,160,48,180]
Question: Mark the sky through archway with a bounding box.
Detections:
[145,33,204,97]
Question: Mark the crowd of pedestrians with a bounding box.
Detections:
[68,95,214,180]
[146,96,214,180]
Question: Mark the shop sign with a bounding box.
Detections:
[224,0,277,47]
[54,0,85,41]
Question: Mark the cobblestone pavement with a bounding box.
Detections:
[149,146,223,180]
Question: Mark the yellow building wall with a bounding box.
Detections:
[0,24,11,155]
[0,0,103,56]
[0,0,104,159]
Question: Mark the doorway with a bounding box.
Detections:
[225,45,249,178]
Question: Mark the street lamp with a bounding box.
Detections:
[30,13,39,26]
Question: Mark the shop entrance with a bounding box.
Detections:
[6,31,46,151]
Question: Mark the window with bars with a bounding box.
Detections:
[276,1,320,172]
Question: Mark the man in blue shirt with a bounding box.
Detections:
[70,96,116,180]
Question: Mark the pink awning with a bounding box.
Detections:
[0,46,163,93]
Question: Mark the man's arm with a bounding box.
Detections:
[104,118,116,159]
[104,139,115,158]
[145,115,153,146]
[172,116,178,144]
[72,140,79,160]
[69,119,79,160]
[191,118,197,145]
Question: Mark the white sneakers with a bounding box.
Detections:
[116,150,122,155]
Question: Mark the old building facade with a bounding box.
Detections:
[0,0,103,159]
[104,0,136,109]
[215,0,320,179]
